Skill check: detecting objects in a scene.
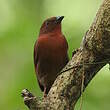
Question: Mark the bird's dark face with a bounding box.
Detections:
[40,16,64,35]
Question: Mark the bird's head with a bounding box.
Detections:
[39,16,64,35]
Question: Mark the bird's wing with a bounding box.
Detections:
[34,41,38,67]
[34,41,44,92]
[62,35,69,62]
[37,79,44,91]
[63,35,68,49]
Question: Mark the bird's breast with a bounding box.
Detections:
[37,35,68,73]
[38,35,67,58]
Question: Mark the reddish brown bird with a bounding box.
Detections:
[34,16,69,97]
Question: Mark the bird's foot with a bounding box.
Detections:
[43,87,48,99]
[43,93,47,98]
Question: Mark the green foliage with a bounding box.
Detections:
[1,0,110,110]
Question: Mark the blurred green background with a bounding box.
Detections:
[0,0,110,110]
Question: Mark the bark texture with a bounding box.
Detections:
[22,0,110,109]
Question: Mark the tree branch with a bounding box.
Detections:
[22,0,110,109]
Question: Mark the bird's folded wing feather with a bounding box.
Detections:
[34,41,44,91]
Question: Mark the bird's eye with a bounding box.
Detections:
[46,21,49,26]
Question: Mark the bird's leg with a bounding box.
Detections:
[43,87,47,98]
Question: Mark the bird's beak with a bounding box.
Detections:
[56,16,64,23]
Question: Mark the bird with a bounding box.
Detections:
[34,16,69,97]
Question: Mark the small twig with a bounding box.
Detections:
[60,60,110,74]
